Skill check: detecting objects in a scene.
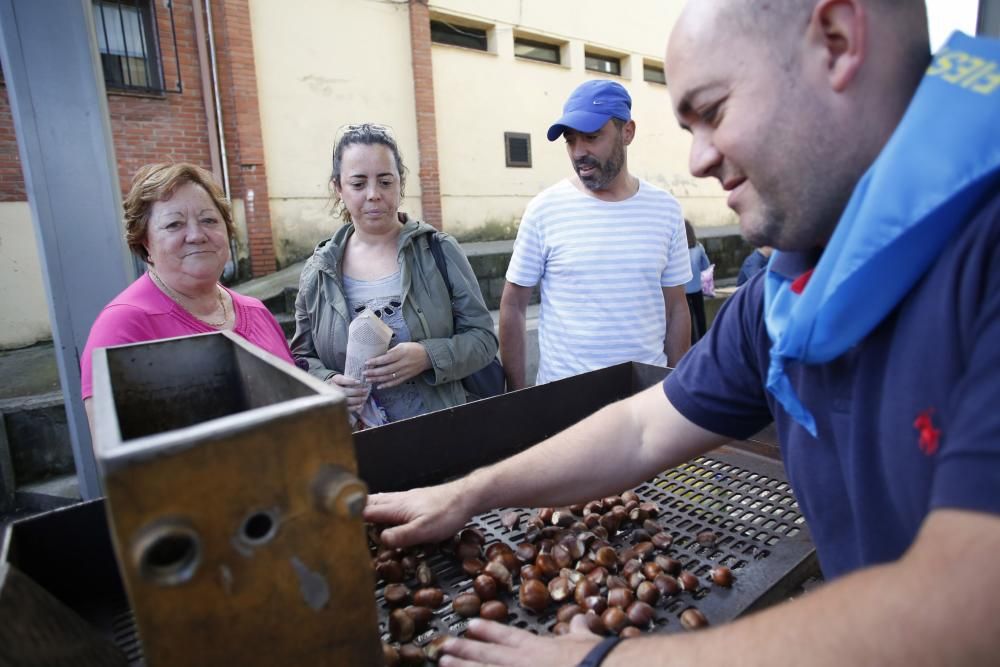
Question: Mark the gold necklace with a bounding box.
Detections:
[149,270,229,328]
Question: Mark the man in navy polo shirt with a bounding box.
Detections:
[366,1,1000,664]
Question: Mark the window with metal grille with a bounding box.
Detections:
[585,52,621,76]
[644,62,666,85]
[430,20,488,52]
[92,0,164,93]
[514,38,560,65]
[505,132,531,168]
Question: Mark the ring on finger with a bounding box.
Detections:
[392,371,397,379]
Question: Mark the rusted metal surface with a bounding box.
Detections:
[90,332,380,666]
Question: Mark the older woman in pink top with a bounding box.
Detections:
[81,163,293,426]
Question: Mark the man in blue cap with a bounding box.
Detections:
[500,79,692,390]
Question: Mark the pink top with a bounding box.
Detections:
[80,273,294,399]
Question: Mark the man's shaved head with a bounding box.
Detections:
[666,0,931,250]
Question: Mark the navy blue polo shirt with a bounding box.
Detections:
[664,190,1000,579]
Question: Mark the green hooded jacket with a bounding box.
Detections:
[290,215,498,415]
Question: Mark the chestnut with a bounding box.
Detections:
[653,574,681,597]
[535,554,560,579]
[560,567,584,585]
[501,511,522,530]
[551,621,571,636]
[383,583,411,607]
[570,521,589,533]
[586,566,609,588]
[583,500,604,515]
[453,592,482,618]
[425,635,449,663]
[642,562,663,580]
[695,530,717,547]
[599,513,620,534]
[678,571,700,592]
[633,542,654,561]
[537,538,556,555]
[583,610,607,635]
[639,502,659,518]
[680,607,709,631]
[552,544,574,569]
[636,580,660,605]
[628,507,649,523]
[485,542,512,561]
[389,608,415,642]
[610,505,628,522]
[582,595,608,615]
[556,604,584,624]
[515,542,539,564]
[621,490,640,505]
[484,560,513,589]
[606,575,629,590]
[574,579,600,606]
[519,578,551,612]
[626,601,655,627]
[459,527,486,545]
[621,559,642,578]
[377,560,405,583]
[548,576,573,602]
[456,542,482,561]
[651,532,673,551]
[584,514,601,529]
[575,558,597,574]
[383,642,400,667]
[462,558,485,578]
[537,507,555,524]
[620,626,643,639]
[551,509,576,527]
[404,605,434,632]
[607,587,634,609]
[627,572,646,591]
[602,495,623,508]
[480,600,509,622]
[591,526,610,541]
[569,502,587,515]
[413,587,444,609]
[602,607,630,634]
[520,564,542,581]
[398,643,425,665]
[594,546,617,569]
[710,566,734,588]
[630,529,652,543]
[642,519,662,535]
[655,556,682,575]
[474,574,498,601]
[416,560,435,587]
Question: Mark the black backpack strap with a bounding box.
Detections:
[427,233,454,298]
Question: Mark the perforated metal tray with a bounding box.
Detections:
[376,447,817,644]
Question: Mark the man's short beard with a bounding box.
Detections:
[575,135,626,192]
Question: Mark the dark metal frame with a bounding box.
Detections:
[92,0,182,94]
[503,131,531,168]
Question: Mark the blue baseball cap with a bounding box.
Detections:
[546,80,632,141]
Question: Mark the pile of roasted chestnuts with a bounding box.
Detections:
[373,490,735,665]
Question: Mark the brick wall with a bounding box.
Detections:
[409,0,443,230]
[0,0,276,277]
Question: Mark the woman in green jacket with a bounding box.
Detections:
[291,123,498,426]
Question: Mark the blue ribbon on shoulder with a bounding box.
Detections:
[764,32,1000,436]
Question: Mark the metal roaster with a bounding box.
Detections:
[1,334,818,665]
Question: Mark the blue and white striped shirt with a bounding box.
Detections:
[507,179,691,384]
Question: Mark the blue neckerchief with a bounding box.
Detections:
[764,32,1000,436]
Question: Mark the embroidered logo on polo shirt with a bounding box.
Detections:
[913,408,941,456]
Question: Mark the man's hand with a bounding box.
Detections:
[440,617,602,667]
[364,480,475,548]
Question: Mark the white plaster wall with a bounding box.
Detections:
[0,202,53,349]
[428,0,732,235]
[248,0,423,267]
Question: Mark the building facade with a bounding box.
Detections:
[1,0,733,349]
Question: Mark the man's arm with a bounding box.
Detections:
[499,281,534,391]
[440,509,1000,666]
[364,384,729,547]
[663,285,691,365]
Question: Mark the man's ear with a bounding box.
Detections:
[622,120,637,146]
[809,0,866,92]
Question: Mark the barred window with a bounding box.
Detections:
[92,0,163,93]
[514,38,560,65]
[504,132,531,168]
[644,62,666,85]
[430,20,488,52]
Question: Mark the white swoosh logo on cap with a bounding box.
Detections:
[593,100,603,105]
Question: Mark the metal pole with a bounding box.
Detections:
[0,0,134,499]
